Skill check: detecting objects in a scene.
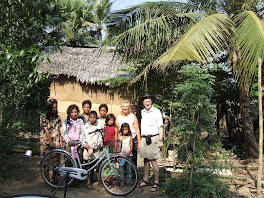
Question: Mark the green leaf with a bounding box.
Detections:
[131,14,234,83]
[28,72,34,79]
[82,21,96,28]
[6,53,12,60]
[19,50,25,56]
[31,54,39,63]
[233,11,264,87]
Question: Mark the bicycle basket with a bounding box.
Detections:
[104,140,121,153]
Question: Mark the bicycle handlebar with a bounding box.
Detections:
[68,129,103,147]
[87,128,103,135]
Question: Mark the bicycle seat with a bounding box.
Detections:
[68,141,81,146]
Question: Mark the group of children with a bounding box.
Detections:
[41,99,133,187]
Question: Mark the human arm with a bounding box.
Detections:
[158,126,164,147]
[126,136,133,158]
[82,129,90,149]
[115,115,120,130]
[58,118,63,147]
[114,127,119,152]
[59,128,63,147]
[134,115,141,148]
[114,127,118,141]
[62,120,70,144]
[157,110,164,148]
[45,128,56,148]
[79,119,84,143]
[40,115,55,147]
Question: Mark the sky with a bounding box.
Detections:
[111,0,167,11]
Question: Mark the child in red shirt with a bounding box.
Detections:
[103,114,118,150]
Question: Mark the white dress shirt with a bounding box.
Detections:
[141,106,163,136]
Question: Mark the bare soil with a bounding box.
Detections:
[0,153,263,198]
[0,153,167,198]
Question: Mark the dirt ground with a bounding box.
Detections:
[0,153,263,198]
[0,153,168,198]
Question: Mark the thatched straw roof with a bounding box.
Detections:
[40,47,131,85]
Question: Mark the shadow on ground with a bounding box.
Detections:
[0,153,171,198]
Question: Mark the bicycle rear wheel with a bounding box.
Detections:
[99,156,138,196]
[40,149,77,188]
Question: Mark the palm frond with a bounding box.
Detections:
[109,1,201,30]
[131,14,233,83]
[110,13,172,54]
[234,10,264,87]
[110,11,202,55]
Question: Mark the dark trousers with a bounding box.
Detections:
[132,136,138,166]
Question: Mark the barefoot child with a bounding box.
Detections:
[98,104,108,128]
[82,111,103,186]
[62,104,84,158]
[119,123,133,185]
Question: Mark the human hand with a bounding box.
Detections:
[49,142,56,149]
[159,141,163,148]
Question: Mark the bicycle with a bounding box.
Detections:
[40,129,138,196]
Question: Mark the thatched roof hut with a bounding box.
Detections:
[40,46,131,84]
[40,47,132,119]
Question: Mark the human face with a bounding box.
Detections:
[70,108,79,120]
[52,103,57,114]
[107,118,115,126]
[99,107,107,118]
[89,114,97,125]
[83,104,91,114]
[143,98,152,111]
[121,104,130,115]
[122,127,129,135]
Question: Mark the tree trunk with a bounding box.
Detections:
[257,58,263,196]
[240,84,258,158]
[97,27,102,42]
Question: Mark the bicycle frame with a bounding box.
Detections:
[55,148,120,181]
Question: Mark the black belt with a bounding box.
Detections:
[142,134,159,138]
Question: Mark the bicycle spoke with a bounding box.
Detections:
[40,150,77,188]
[100,156,138,196]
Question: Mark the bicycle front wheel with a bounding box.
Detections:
[40,149,77,188]
[99,156,138,196]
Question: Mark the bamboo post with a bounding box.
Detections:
[257,57,263,197]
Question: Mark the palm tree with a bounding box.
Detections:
[59,0,96,46]
[91,0,113,41]
[109,0,264,158]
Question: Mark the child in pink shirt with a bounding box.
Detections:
[62,104,84,158]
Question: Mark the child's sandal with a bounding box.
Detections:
[150,182,159,192]
[139,179,149,187]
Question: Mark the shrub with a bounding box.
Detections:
[163,171,230,198]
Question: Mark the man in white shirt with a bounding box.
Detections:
[139,94,164,192]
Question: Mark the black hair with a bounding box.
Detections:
[119,123,132,136]
[82,100,92,108]
[99,104,108,112]
[67,104,80,125]
[105,114,116,126]
[89,110,97,117]
[46,99,58,121]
